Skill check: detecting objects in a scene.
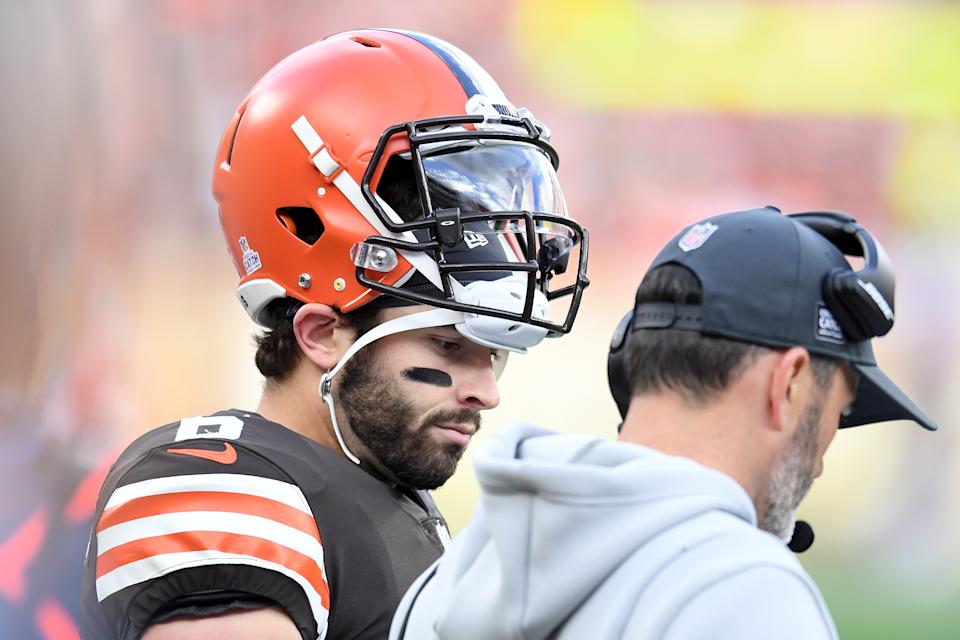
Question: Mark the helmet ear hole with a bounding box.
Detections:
[276,207,324,245]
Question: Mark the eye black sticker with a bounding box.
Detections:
[402,367,453,388]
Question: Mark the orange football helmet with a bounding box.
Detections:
[213,29,588,352]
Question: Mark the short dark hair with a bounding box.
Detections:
[627,264,837,404]
[254,298,383,381]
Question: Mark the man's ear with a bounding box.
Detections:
[293,303,344,371]
[768,347,810,433]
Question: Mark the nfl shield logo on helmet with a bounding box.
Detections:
[678,222,719,252]
[239,236,262,275]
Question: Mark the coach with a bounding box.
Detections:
[390,206,936,640]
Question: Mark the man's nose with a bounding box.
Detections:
[455,361,500,410]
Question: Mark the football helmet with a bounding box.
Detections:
[213,29,589,352]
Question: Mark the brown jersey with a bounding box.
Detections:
[80,410,450,639]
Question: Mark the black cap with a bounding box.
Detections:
[637,206,935,431]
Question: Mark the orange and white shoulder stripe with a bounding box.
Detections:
[95,473,330,639]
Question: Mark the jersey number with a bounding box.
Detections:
[175,415,244,442]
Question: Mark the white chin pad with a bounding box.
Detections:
[454,275,550,353]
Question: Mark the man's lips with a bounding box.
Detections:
[432,423,475,446]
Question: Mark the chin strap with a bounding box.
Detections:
[319,308,467,465]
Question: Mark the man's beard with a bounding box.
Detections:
[335,347,480,490]
[759,398,823,541]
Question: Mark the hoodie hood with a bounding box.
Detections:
[393,424,759,640]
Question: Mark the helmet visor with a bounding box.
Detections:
[421,142,573,264]
[367,134,588,336]
[422,142,568,218]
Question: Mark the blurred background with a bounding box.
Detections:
[2,0,958,637]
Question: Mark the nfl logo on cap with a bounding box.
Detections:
[678,222,719,252]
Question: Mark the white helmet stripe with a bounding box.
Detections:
[291,114,461,298]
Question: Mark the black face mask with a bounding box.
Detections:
[358,117,590,337]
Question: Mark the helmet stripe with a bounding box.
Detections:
[386,29,508,102]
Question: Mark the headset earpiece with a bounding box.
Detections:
[823,267,893,341]
[790,211,895,342]
[607,311,634,420]
[822,267,864,340]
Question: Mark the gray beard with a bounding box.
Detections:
[759,399,823,541]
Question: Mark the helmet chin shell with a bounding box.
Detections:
[454,276,550,353]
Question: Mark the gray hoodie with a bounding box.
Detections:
[391,425,838,640]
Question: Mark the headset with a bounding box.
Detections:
[790,211,895,341]
[607,210,896,419]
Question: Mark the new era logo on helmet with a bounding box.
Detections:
[678,222,719,252]
[464,232,488,249]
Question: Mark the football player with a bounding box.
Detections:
[80,29,589,640]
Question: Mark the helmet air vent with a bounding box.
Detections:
[276,207,325,245]
[224,102,248,168]
[350,36,381,48]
